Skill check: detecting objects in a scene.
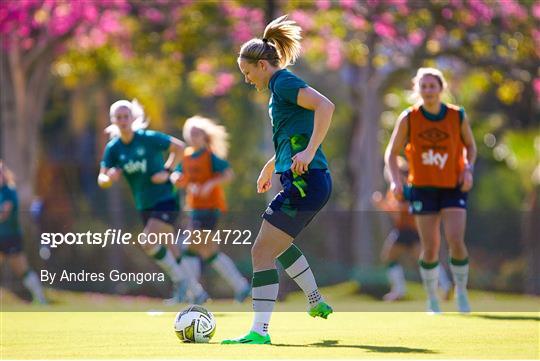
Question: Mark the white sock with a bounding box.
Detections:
[148,245,205,297]
[251,269,279,336]
[209,253,248,293]
[387,263,406,295]
[182,255,201,281]
[277,244,322,308]
[419,262,439,301]
[22,270,46,303]
[147,245,184,283]
[438,265,452,292]
[450,260,469,295]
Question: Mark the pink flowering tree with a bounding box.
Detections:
[285,0,538,266]
[0,0,130,204]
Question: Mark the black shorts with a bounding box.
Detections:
[395,228,419,247]
[0,234,23,255]
[190,210,220,230]
[262,169,332,238]
[140,198,180,226]
[409,186,468,215]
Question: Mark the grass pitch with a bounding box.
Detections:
[1,283,538,359]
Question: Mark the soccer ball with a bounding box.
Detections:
[174,305,216,343]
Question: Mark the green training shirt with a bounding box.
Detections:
[101,129,176,210]
[268,69,329,173]
[0,185,21,237]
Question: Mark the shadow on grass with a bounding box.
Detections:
[473,314,540,322]
[272,339,437,354]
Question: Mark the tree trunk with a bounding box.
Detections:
[348,66,383,267]
[0,47,53,209]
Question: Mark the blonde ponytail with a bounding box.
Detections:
[238,15,302,68]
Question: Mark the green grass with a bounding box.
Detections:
[1,283,539,359]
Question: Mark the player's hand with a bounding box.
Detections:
[170,171,187,188]
[257,164,273,193]
[371,191,383,204]
[151,170,170,184]
[187,183,201,196]
[390,180,403,200]
[199,181,215,197]
[107,168,122,182]
[459,168,474,192]
[291,149,314,175]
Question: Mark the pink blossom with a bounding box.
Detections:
[340,0,356,10]
[388,0,407,5]
[533,2,540,19]
[408,29,425,46]
[442,7,453,19]
[316,0,331,11]
[82,5,98,23]
[142,8,164,23]
[374,20,397,39]
[88,28,107,48]
[163,28,176,41]
[171,52,182,62]
[250,9,264,24]
[98,11,122,34]
[197,60,213,74]
[499,0,527,20]
[367,0,380,7]
[213,72,236,96]
[347,14,367,30]
[533,78,540,102]
[21,38,34,50]
[290,10,314,31]
[232,23,254,44]
[326,38,342,70]
[469,0,494,23]
[381,12,394,23]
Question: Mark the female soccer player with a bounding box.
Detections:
[97,99,207,304]
[222,15,335,345]
[171,115,250,302]
[385,68,476,313]
[373,158,451,301]
[0,161,47,304]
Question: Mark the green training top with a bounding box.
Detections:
[268,69,329,173]
[0,184,21,237]
[101,129,177,210]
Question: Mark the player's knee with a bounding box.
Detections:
[251,241,272,266]
[422,248,439,262]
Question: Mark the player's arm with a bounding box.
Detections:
[292,87,335,175]
[164,136,185,171]
[97,167,122,189]
[152,136,185,184]
[384,111,409,199]
[257,155,275,194]
[459,115,477,192]
[0,200,13,222]
[98,143,121,189]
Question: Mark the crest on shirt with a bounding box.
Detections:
[136,147,145,156]
[419,128,449,144]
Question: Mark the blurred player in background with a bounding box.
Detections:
[171,115,250,302]
[385,68,476,314]
[0,160,47,304]
[373,156,452,301]
[97,99,207,304]
[223,15,335,345]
